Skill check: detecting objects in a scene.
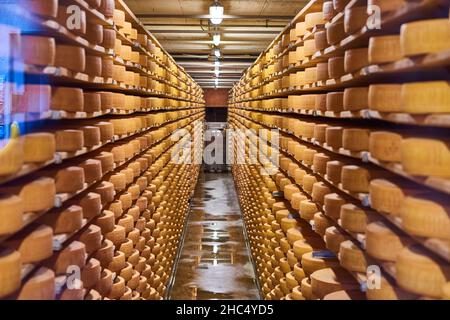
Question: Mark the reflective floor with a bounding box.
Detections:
[169,172,261,300]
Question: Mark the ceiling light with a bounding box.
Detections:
[215,79,219,86]
[210,1,224,25]
[213,34,221,46]
[214,60,220,67]
[214,68,220,77]
[214,49,221,58]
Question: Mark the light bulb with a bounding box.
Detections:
[213,34,221,46]
[214,49,221,58]
[210,2,224,25]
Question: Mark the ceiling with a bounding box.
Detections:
[125,0,309,88]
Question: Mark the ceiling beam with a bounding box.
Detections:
[147,29,281,34]
[137,14,292,20]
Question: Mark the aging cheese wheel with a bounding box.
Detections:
[317,63,329,81]
[41,205,83,234]
[326,22,346,46]
[401,138,450,178]
[93,239,114,267]
[344,7,368,35]
[85,23,103,45]
[19,177,55,212]
[18,267,55,300]
[369,35,402,64]
[311,182,331,205]
[55,166,85,193]
[81,126,101,147]
[402,81,450,114]
[101,57,113,78]
[326,92,344,112]
[0,248,21,298]
[94,181,115,205]
[401,196,450,240]
[341,165,370,193]
[366,222,408,262]
[396,246,450,298]
[369,131,402,162]
[79,192,102,219]
[23,133,55,163]
[310,267,358,299]
[78,224,102,254]
[301,277,319,300]
[55,45,86,72]
[108,276,126,299]
[366,273,415,300]
[105,225,126,246]
[323,1,335,21]
[52,241,86,274]
[94,152,114,175]
[323,193,345,220]
[299,200,318,221]
[301,251,340,276]
[99,0,115,17]
[102,29,116,49]
[339,240,367,273]
[344,48,369,73]
[401,19,450,57]
[0,195,23,236]
[55,130,84,152]
[24,0,58,17]
[108,251,126,272]
[315,30,328,51]
[95,122,114,143]
[20,36,55,66]
[113,10,126,28]
[305,12,325,30]
[314,213,333,237]
[326,161,343,184]
[340,204,367,233]
[79,159,102,183]
[343,87,368,111]
[342,129,369,152]
[95,269,113,296]
[51,87,84,112]
[325,126,343,149]
[325,226,348,254]
[81,258,101,289]
[313,125,328,144]
[369,179,406,216]
[85,55,102,78]
[5,224,52,264]
[368,84,402,112]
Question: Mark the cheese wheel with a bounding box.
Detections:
[79,159,102,183]
[342,129,369,152]
[83,92,101,114]
[94,181,115,205]
[18,267,55,300]
[55,130,84,152]
[369,35,402,64]
[52,241,86,274]
[325,126,343,149]
[85,23,103,45]
[105,225,126,246]
[108,251,126,272]
[78,224,102,254]
[344,48,369,73]
[19,177,55,212]
[366,273,415,300]
[369,179,405,216]
[0,195,23,236]
[95,122,114,142]
[315,30,328,51]
[317,63,329,81]
[313,125,328,144]
[55,45,85,72]
[85,55,102,77]
[344,7,368,35]
[401,196,450,240]
[95,269,113,296]
[51,87,84,112]
[301,251,340,276]
[113,10,126,28]
[323,193,345,220]
[402,81,450,114]
[339,240,367,273]
[301,277,319,300]
[25,0,58,17]
[401,138,450,178]
[20,36,55,66]
[400,19,450,57]
[324,289,366,300]
[366,222,408,262]
[305,12,325,30]
[41,205,83,234]
[99,0,115,17]
[325,226,348,254]
[369,84,402,112]
[23,133,55,163]
[0,248,21,298]
[326,22,345,45]
[101,57,113,78]
[108,276,125,299]
[79,192,102,219]
[314,213,333,237]
[323,1,335,21]
[299,200,318,221]
[340,204,367,233]
[81,126,101,147]
[343,87,368,111]
[311,182,331,205]
[326,161,343,184]
[396,246,450,298]
[55,166,85,193]
[81,258,101,289]
[93,240,114,267]
[95,152,114,174]
[333,0,350,12]
[369,131,402,162]
[85,289,102,300]
[102,29,116,49]
[341,165,370,193]
[310,267,358,298]
[326,92,344,112]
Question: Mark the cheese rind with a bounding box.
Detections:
[366,222,408,261]
[0,195,23,236]
[0,249,21,298]
[401,82,450,114]
[369,35,402,64]
[401,19,450,57]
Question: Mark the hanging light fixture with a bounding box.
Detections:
[209,1,224,25]
[214,48,221,58]
[213,34,221,46]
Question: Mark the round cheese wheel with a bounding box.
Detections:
[340,204,367,233]
[326,161,343,184]
[323,1,335,21]
[299,200,318,221]
[78,224,102,254]
[396,246,450,298]
[80,192,102,219]
[313,125,328,144]
[55,166,85,193]
[302,175,318,194]
[94,122,114,143]
[108,251,126,272]
[369,35,402,64]
[52,241,86,274]
[20,177,56,212]
[20,35,55,66]
[342,129,370,152]
[341,165,370,193]
[41,205,83,234]
[85,23,103,45]
[109,173,126,191]
[325,226,348,254]
[94,152,114,174]
[343,87,368,111]
[368,84,402,112]
[55,45,85,72]
[369,179,406,216]
[18,267,55,300]
[402,81,450,114]
[0,195,23,236]
[81,126,101,147]
[366,222,409,261]
[0,248,21,298]
[315,30,328,51]
[311,267,358,298]
[108,276,126,299]
[95,269,113,296]
[326,22,346,45]
[93,239,114,267]
[55,130,84,152]
[94,181,115,205]
[317,63,329,81]
[400,19,450,57]
[366,273,415,300]
[311,182,331,205]
[315,94,327,112]
[99,0,115,17]
[314,212,333,237]
[6,225,52,264]
[401,196,450,240]
[101,57,114,78]
[81,258,101,289]
[323,193,345,220]
[344,48,369,73]
[369,131,402,162]
[85,55,102,78]
[325,126,343,149]
[80,159,102,183]
[305,12,325,30]
[339,240,367,273]
[302,251,340,276]
[326,92,344,112]
[23,133,55,163]
[85,289,102,300]
[301,277,319,300]
[51,87,84,112]
[344,6,368,35]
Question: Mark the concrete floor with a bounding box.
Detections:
[169,172,261,300]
